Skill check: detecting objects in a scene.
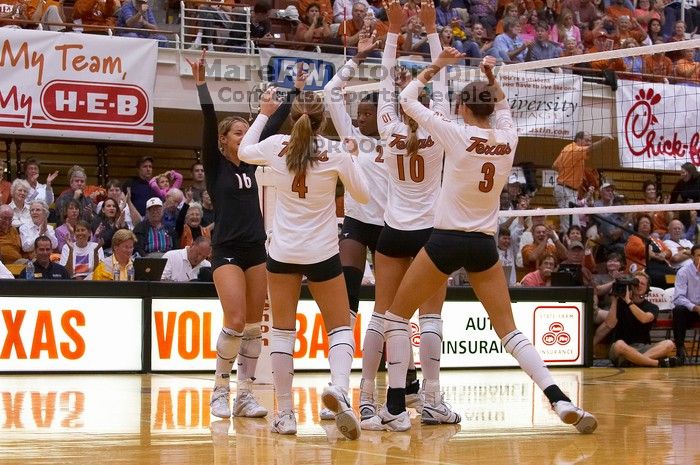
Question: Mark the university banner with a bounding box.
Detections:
[454,71,582,139]
[259,48,346,92]
[616,80,700,170]
[0,29,156,142]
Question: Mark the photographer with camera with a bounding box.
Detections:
[604,271,677,367]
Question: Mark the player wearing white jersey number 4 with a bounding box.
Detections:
[360,0,454,432]
[239,90,368,440]
[374,49,598,434]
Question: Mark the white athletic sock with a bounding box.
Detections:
[361,312,386,383]
[384,312,411,389]
[422,379,441,406]
[407,320,416,372]
[419,315,442,383]
[502,329,556,391]
[237,322,262,385]
[215,327,243,387]
[271,328,296,412]
[327,326,354,392]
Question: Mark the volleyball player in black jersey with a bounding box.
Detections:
[188,51,307,419]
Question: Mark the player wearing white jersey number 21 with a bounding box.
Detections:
[323,36,388,337]
[239,90,368,440]
[359,0,452,432]
[323,24,389,423]
[373,48,598,434]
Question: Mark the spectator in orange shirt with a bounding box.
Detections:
[643,41,674,81]
[624,214,675,288]
[521,224,568,272]
[665,20,687,62]
[0,205,23,265]
[520,253,557,287]
[295,3,332,46]
[495,2,518,34]
[606,0,634,20]
[617,15,648,44]
[553,131,612,231]
[297,0,332,21]
[25,0,65,31]
[674,48,700,82]
[338,3,388,50]
[588,31,626,70]
[73,0,119,29]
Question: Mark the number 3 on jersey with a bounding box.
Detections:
[479,162,495,193]
[292,174,308,198]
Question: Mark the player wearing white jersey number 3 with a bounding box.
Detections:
[373,49,598,434]
[360,0,453,431]
[239,90,368,440]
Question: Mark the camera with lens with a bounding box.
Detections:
[612,275,639,297]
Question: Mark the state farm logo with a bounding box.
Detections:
[40,80,149,125]
[541,322,571,346]
[623,87,700,163]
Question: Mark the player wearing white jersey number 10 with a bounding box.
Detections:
[359,0,453,432]
[374,49,598,434]
[239,89,369,440]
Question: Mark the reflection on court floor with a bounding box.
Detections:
[1,368,699,464]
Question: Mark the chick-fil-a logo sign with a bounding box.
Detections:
[624,87,700,165]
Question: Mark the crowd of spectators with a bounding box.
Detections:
[4,0,700,80]
[493,128,700,365]
[0,157,214,282]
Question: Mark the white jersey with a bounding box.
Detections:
[239,114,369,264]
[400,80,518,236]
[378,32,446,230]
[324,59,388,226]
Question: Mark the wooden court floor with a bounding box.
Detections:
[1,367,699,464]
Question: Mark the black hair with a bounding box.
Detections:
[360,92,379,106]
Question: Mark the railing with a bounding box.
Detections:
[179,0,252,54]
[2,18,180,48]
[7,8,700,90]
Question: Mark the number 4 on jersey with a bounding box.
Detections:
[292,174,308,198]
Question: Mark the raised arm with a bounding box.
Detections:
[399,47,467,150]
[187,51,220,184]
[170,170,183,189]
[238,89,282,165]
[421,0,450,118]
[323,26,380,139]
[378,1,404,138]
[260,65,308,139]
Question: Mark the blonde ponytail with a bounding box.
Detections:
[286,114,316,175]
[286,92,326,175]
[405,116,420,158]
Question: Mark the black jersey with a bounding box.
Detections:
[197,84,298,248]
[198,84,265,247]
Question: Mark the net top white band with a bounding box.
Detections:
[498,202,700,218]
